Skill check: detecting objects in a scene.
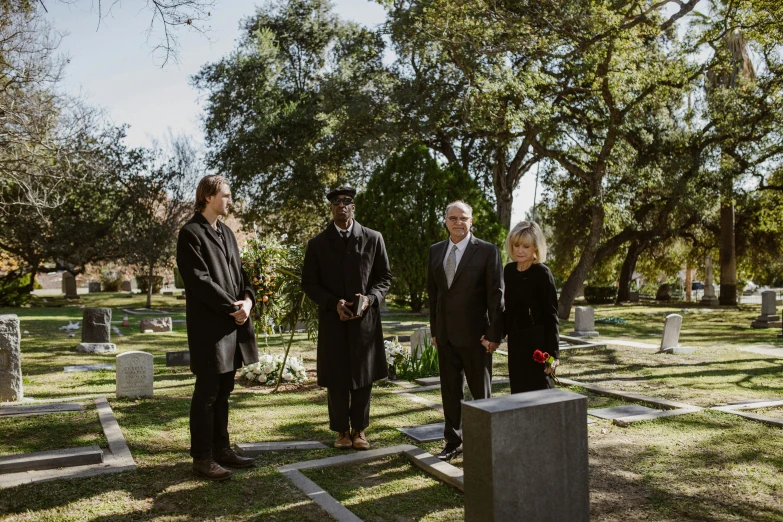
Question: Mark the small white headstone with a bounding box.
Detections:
[660,314,684,353]
[569,307,599,337]
[410,326,432,359]
[751,291,781,328]
[116,351,154,398]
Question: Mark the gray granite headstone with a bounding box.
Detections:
[751,291,781,328]
[139,317,172,333]
[88,282,101,293]
[588,404,658,420]
[63,272,78,299]
[165,351,190,367]
[629,291,639,302]
[569,307,599,337]
[116,351,154,398]
[463,389,589,522]
[0,315,22,402]
[82,308,111,343]
[120,280,132,292]
[398,422,445,442]
[659,314,683,353]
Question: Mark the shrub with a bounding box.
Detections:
[100,268,123,292]
[0,273,32,306]
[392,339,440,381]
[584,285,617,304]
[136,275,163,294]
[173,267,185,289]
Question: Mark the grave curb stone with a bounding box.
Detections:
[0,446,103,474]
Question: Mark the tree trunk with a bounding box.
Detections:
[496,189,513,231]
[685,262,692,302]
[410,283,422,313]
[615,241,641,304]
[557,199,605,319]
[719,202,737,305]
[25,265,39,294]
[146,263,155,309]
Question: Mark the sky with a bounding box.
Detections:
[44,0,538,224]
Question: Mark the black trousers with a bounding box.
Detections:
[190,370,236,459]
[437,341,492,446]
[327,385,372,432]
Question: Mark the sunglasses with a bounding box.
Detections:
[331,197,354,206]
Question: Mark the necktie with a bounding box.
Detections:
[445,245,458,288]
[340,230,349,244]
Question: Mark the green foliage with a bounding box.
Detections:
[0,273,31,306]
[173,267,184,289]
[356,144,505,311]
[240,237,318,341]
[396,340,439,381]
[584,286,617,305]
[194,0,392,242]
[135,275,162,294]
[99,267,123,292]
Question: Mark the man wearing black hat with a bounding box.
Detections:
[302,186,392,450]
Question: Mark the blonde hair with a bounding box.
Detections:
[506,221,547,263]
[194,175,228,212]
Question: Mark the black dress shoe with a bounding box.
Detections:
[193,458,233,481]
[437,443,463,462]
[215,447,256,469]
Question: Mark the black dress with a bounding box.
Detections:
[503,262,560,393]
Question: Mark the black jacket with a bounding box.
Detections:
[428,234,504,348]
[176,213,258,374]
[302,221,392,389]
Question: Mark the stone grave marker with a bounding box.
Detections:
[139,317,172,333]
[121,280,132,292]
[63,272,79,299]
[116,351,154,399]
[659,314,694,354]
[410,326,432,359]
[76,308,116,353]
[569,307,599,337]
[88,282,101,293]
[629,290,640,302]
[0,315,22,402]
[463,389,589,522]
[751,291,781,328]
[701,255,719,306]
[165,351,190,367]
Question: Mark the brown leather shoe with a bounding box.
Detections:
[351,429,370,450]
[334,431,352,449]
[215,447,256,469]
[193,458,233,481]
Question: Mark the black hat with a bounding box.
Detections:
[326,186,356,201]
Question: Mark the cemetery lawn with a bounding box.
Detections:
[0,297,782,520]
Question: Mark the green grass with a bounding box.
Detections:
[1,296,783,520]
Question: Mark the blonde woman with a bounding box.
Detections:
[501,221,560,393]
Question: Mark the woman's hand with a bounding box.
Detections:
[544,358,559,375]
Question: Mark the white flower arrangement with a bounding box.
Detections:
[239,353,308,385]
[384,339,405,366]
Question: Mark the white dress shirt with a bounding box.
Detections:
[443,232,471,271]
[334,221,354,236]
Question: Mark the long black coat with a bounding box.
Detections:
[302,221,392,389]
[428,235,504,348]
[176,213,259,375]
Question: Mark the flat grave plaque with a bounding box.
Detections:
[588,404,658,420]
[64,364,115,373]
[398,422,445,442]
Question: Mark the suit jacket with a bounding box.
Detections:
[428,234,504,348]
[302,221,392,389]
[176,212,258,375]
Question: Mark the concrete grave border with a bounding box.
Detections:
[0,395,136,488]
[559,378,701,426]
[711,399,783,428]
[391,378,510,395]
[235,441,327,455]
[277,444,463,522]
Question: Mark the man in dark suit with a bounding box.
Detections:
[302,186,392,451]
[177,175,258,481]
[427,200,504,461]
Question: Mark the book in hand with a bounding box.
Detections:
[350,294,369,318]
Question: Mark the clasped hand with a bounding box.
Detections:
[229,298,253,325]
[479,335,500,354]
[337,294,369,321]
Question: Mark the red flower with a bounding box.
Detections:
[532,350,546,364]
